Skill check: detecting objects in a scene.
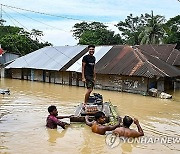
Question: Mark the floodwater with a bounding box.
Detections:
[0,78,180,154]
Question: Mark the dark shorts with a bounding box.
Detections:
[85,76,94,89]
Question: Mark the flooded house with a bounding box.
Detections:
[4,44,180,96]
[0,47,19,78]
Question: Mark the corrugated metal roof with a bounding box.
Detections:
[166,49,180,66]
[96,45,180,78]
[5,46,87,71]
[140,52,180,77]
[136,44,180,66]
[5,44,180,78]
[67,46,113,72]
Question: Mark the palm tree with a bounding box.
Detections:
[139,11,166,44]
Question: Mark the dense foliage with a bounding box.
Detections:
[0,25,51,55]
[72,12,180,49]
[72,22,123,45]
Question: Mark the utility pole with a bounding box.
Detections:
[0,4,5,25]
[0,4,2,24]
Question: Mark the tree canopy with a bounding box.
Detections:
[72,22,123,45]
[138,11,165,44]
[163,15,180,49]
[0,25,51,55]
[116,13,145,45]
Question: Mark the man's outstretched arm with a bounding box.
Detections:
[57,115,72,119]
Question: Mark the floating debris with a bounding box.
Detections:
[0,89,10,95]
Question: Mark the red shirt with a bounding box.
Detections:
[46,115,64,129]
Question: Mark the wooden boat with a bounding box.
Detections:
[70,93,119,124]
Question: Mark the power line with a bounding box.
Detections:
[2,9,64,67]
[4,5,72,33]
[2,8,82,67]
[0,3,115,25]
[1,4,89,22]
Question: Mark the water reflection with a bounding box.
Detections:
[47,128,67,143]
[121,143,133,153]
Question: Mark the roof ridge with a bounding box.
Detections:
[134,47,169,77]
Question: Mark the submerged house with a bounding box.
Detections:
[5,45,88,84]
[0,49,19,78]
[4,44,180,96]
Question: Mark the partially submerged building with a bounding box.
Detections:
[4,44,180,96]
[0,50,19,78]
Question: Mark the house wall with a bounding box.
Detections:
[77,72,85,87]
[0,53,19,65]
[174,79,180,89]
[95,74,148,95]
[11,69,22,79]
[34,70,43,82]
[61,71,70,85]
[70,72,77,86]
[68,72,85,86]
[9,68,180,95]
[55,71,63,84]
[50,71,56,83]
[21,69,31,80]
[157,78,165,92]
[0,68,5,78]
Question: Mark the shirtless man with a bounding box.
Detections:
[113,116,144,137]
[85,111,121,135]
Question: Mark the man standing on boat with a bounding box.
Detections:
[82,45,96,108]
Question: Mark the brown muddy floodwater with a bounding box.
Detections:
[0,78,180,154]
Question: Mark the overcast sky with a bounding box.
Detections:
[1,0,180,46]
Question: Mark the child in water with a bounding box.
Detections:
[46,105,71,129]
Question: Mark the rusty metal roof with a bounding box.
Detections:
[166,49,180,66]
[136,44,180,66]
[95,45,180,78]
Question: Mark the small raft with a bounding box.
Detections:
[70,93,119,124]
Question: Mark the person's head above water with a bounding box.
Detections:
[123,115,133,128]
[94,111,106,124]
[48,105,58,116]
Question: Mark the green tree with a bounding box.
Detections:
[116,14,145,45]
[163,15,180,49]
[0,18,6,26]
[72,22,123,45]
[30,29,44,41]
[139,11,165,44]
[72,22,90,39]
[0,25,51,55]
[79,29,122,45]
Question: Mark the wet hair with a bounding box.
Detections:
[88,45,95,49]
[48,105,57,113]
[94,111,105,121]
[123,116,133,128]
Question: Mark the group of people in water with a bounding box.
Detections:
[46,105,144,138]
[46,45,144,138]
